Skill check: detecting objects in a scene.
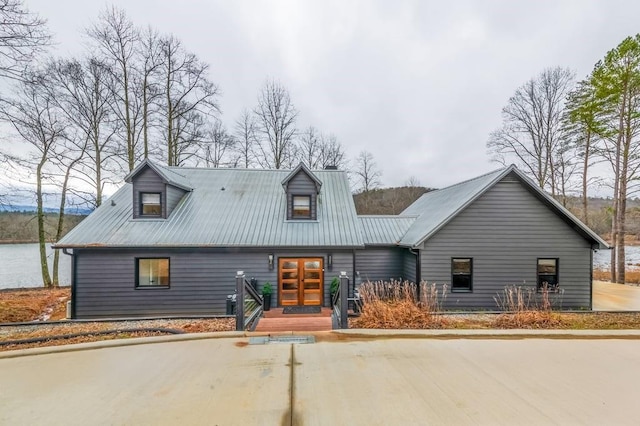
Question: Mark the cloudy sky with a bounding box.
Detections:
[25,0,640,189]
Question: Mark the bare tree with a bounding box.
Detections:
[488,67,575,194]
[254,79,298,169]
[317,133,347,169]
[139,26,163,159]
[47,57,117,207]
[233,109,257,168]
[0,0,50,82]
[0,70,67,287]
[199,119,235,167]
[86,6,140,172]
[354,150,382,193]
[298,126,321,168]
[158,34,220,166]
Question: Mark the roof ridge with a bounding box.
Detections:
[358,215,418,218]
[430,166,507,193]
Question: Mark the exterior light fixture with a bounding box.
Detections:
[328,254,333,270]
[268,253,274,270]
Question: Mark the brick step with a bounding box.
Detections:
[254,317,333,332]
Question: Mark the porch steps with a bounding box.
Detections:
[254,307,333,332]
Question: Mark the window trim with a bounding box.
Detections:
[451,257,473,293]
[291,194,312,220]
[140,192,162,217]
[135,257,170,289]
[537,258,559,292]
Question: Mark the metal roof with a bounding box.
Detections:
[57,166,364,248]
[57,162,608,251]
[399,165,609,249]
[358,215,417,245]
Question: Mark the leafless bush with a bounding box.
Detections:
[354,280,448,329]
[493,283,565,328]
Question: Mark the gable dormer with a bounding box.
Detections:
[124,159,192,219]
[282,163,322,221]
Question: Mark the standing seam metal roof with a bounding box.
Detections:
[57,167,364,248]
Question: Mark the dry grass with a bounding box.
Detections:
[593,268,640,284]
[491,284,566,328]
[0,287,70,322]
[352,280,448,329]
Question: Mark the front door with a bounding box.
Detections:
[278,258,324,306]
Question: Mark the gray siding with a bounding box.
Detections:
[132,166,186,219]
[355,248,404,282]
[286,171,318,220]
[403,250,417,283]
[73,248,354,318]
[166,185,187,216]
[132,166,166,218]
[419,179,591,310]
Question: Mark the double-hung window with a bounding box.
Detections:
[451,258,472,292]
[292,195,311,219]
[537,258,558,291]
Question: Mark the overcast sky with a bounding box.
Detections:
[24,0,640,189]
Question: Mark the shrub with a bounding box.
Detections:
[353,280,448,329]
[493,284,565,328]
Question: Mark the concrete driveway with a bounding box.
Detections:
[593,280,640,310]
[2,333,640,425]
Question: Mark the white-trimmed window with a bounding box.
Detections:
[141,193,161,216]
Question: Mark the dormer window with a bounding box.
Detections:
[292,195,311,219]
[141,193,162,216]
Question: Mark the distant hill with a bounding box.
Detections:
[0,204,93,215]
[353,186,433,215]
[0,211,86,243]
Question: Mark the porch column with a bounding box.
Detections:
[339,271,349,329]
[235,271,245,331]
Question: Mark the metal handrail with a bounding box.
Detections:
[332,282,342,326]
[243,278,263,330]
[235,272,263,331]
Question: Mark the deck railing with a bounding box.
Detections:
[235,271,263,331]
[331,272,349,329]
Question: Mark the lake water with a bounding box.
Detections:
[0,243,71,289]
[593,246,640,270]
[0,243,635,289]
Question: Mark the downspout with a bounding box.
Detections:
[352,249,357,298]
[62,248,76,319]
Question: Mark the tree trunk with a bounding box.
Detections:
[143,76,149,159]
[582,131,591,226]
[36,159,52,288]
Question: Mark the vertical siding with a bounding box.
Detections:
[74,248,353,318]
[419,179,592,310]
[355,248,404,282]
[286,172,318,220]
[132,166,166,218]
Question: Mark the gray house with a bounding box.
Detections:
[55,160,607,318]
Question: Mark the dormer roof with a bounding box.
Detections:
[124,158,193,192]
[281,163,322,194]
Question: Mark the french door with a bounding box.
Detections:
[278,258,324,306]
